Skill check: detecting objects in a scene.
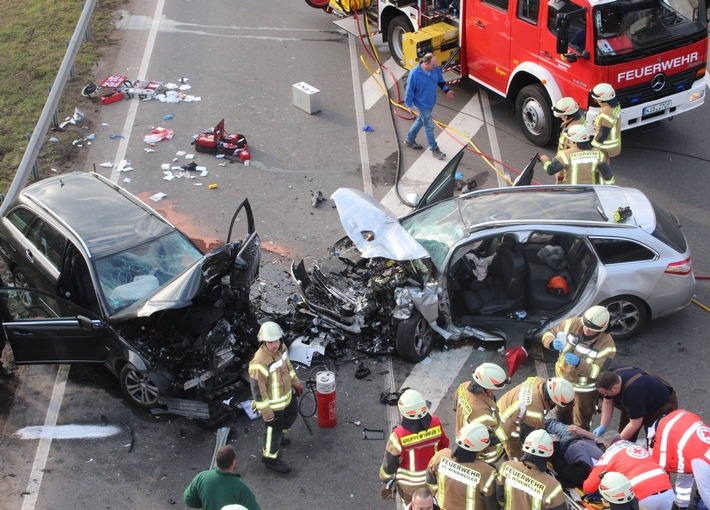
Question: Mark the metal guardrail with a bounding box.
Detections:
[0,0,98,216]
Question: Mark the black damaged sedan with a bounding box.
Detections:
[0,172,260,423]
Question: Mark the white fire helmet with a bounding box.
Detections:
[583,305,610,332]
[547,377,575,407]
[592,82,616,102]
[457,422,491,452]
[257,321,283,342]
[522,429,554,457]
[473,363,508,390]
[552,97,579,118]
[599,472,635,504]
[565,123,592,143]
[398,389,429,420]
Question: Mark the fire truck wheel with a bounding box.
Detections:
[387,15,414,67]
[516,84,556,147]
[396,311,433,363]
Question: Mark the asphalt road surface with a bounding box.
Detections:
[0,1,709,509]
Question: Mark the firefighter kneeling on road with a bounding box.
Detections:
[496,429,567,510]
[248,321,302,474]
[539,124,615,185]
[541,305,616,430]
[380,389,450,505]
[427,422,499,510]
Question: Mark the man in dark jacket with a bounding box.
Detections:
[184,445,261,510]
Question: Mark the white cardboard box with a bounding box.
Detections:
[292,82,321,114]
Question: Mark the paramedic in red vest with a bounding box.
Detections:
[594,367,678,441]
[584,430,674,510]
[380,389,450,505]
[541,305,616,430]
[648,409,710,510]
[591,83,622,164]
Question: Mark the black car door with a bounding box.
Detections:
[0,288,107,363]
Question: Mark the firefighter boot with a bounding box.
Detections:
[263,457,291,473]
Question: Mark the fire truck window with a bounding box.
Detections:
[518,0,540,24]
[548,1,586,50]
[483,0,509,12]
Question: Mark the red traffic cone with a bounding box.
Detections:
[505,346,528,379]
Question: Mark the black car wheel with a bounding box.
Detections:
[601,296,649,340]
[120,363,160,409]
[515,84,556,146]
[396,311,433,363]
[387,16,413,67]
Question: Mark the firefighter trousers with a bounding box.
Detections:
[263,396,298,460]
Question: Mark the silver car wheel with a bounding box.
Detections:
[120,364,160,408]
[603,296,649,340]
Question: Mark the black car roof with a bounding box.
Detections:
[19,172,176,258]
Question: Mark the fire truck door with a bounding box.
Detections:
[510,0,541,70]
[466,0,512,93]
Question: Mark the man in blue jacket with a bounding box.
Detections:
[404,53,454,160]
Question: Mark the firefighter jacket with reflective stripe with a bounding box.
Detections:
[584,440,672,500]
[455,382,507,462]
[248,344,300,422]
[593,103,622,157]
[543,147,615,185]
[542,317,616,392]
[498,378,552,441]
[380,415,450,491]
[651,409,710,473]
[496,460,566,510]
[427,449,498,510]
[557,116,586,153]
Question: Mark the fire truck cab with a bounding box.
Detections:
[309,0,708,146]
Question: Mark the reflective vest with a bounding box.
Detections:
[593,103,622,157]
[498,377,552,440]
[383,416,448,490]
[541,317,616,392]
[557,117,586,153]
[455,383,508,462]
[651,409,710,473]
[497,460,566,510]
[584,440,672,500]
[552,148,608,184]
[248,345,299,421]
[428,449,497,510]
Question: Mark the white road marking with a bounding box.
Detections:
[363,58,407,111]
[109,0,165,184]
[14,424,122,440]
[381,93,484,217]
[21,365,70,510]
[350,33,373,196]
[400,346,474,415]
[480,90,508,187]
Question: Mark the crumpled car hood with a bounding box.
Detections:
[111,240,259,321]
[331,188,429,261]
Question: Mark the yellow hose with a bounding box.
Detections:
[692,298,710,313]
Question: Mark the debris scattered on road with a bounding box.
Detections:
[99,162,113,168]
[311,190,326,207]
[362,428,385,440]
[144,127,173,144]
[149,192,167,202]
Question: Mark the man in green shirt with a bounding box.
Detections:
[184,445,261,510]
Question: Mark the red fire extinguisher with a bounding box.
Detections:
[315,371,336,428]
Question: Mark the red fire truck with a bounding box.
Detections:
[306,0,708,146]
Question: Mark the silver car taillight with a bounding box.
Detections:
[664,257,692,275]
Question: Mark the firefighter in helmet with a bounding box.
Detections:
[426,422,499,510]
[248,321,302,474]
[599,472,643,510]
[541,305,616,430]
[454,363,509,464]
[552,97,586,155]
[380,389,450,505]
[539,124,615,185]
[496,429,567,510]
[497,377,575,460]
[591,83,622,164]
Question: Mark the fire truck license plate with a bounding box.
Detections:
[643,100,671,116]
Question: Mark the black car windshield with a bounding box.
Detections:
[593,0,706,63]
[94,231,203,315]
[400,200,468,268]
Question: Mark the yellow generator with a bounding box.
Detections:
[402,22,459,70]
[329,0,371,13]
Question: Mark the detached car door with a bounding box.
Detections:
[0,288,107,363]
